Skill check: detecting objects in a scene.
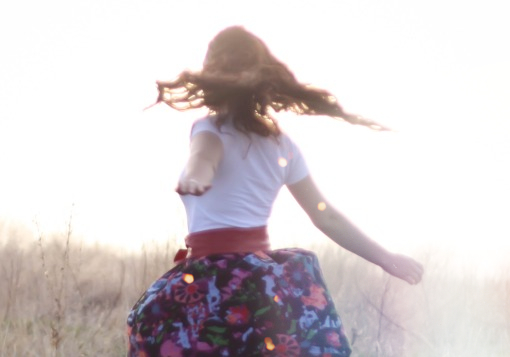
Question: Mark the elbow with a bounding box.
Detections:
[310,211,336,233]
[309,203,348,235]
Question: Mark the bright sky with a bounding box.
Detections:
[1,0,509,274]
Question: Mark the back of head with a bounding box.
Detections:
[204,26,271,75]
[153,26,389,134]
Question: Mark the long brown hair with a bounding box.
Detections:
[152,26,388,135]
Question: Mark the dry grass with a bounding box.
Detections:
[0,220,174,357]
[1,220,509,356]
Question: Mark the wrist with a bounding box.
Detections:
[376,251,395,271]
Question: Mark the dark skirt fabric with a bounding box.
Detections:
[127,248,351,356]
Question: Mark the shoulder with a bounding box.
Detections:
[191,116,218,134]
[278,130,301,152]
[191,115,238,135]
[189,116,223,141]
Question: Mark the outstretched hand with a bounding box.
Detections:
[380,253,424,285]
[176,178,211,196]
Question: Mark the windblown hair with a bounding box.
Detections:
[153,26,388,136]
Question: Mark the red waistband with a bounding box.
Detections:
[174,226,269,263]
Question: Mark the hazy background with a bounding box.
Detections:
[1,0,509,277]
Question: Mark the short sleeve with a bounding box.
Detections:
[284,136,309,185]
[189,117,221,139]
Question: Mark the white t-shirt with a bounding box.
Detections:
[180,116,309,233]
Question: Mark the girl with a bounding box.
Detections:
[127,26,423,357]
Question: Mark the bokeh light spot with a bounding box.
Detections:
[278,157,288,167]
[265,337,275,351]
[183,273,194,284]
[317,202,326,211]
[273,295,280,302]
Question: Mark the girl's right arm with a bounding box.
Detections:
[177,131,223,196]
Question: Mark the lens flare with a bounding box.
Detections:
[265,337,275,351]
[278,157,288,167]
[183,273,194,284]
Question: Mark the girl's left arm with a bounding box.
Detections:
[288,175,424,285]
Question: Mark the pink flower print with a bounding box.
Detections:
[187,302,208,336]
[135,332,144,343]
[197,341,216,352]
[160,340,183,357]
[300,284,327,310]
[283,260,312,291]
[325,331,342,347]
[173,278,205,304]
[228,268,252,290]
[225,304,251,325]
[220,285,234,301]
[214,259,228,269]
[263,334,300,357]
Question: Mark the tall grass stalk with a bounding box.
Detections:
[36,211,73,356]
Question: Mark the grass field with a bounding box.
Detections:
[1,221,509,356]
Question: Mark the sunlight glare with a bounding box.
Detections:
[1,0,508,281]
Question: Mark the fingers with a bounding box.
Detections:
[410,259,424,284]
[402,260,423,285]
[386,254,424,285]
[176,179,211,196]
[404,269,422,285]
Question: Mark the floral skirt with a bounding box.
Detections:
[127,248,351,356]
